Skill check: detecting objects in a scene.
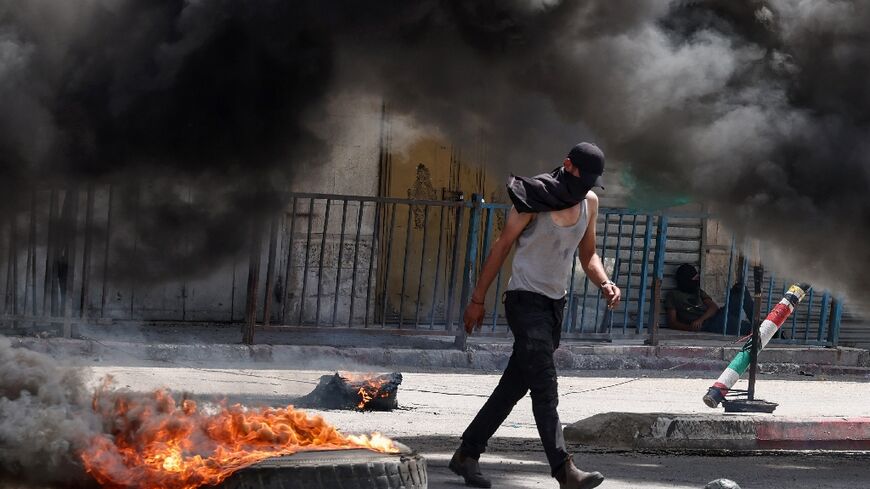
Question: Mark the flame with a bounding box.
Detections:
[340,372,394,410]
[81,386,397,489]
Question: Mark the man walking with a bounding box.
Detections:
[449,143,620,489]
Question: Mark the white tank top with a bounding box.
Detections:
[506,201,590,299]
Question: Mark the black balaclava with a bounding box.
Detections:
[506,167,595,213]
[676,264,700,294]
[506,142,605,213]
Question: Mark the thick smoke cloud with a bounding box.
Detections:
[0,0,868,296]
[0,336,96,486]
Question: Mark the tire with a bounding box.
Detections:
[218,443,427,489]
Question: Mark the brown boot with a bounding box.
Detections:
[449,449,492,488]
[555,458,604,489]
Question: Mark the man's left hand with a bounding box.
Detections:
[602,283,621,309]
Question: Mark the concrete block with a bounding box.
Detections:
[565,412,870,451]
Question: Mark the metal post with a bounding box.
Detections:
[636,215,654,332]
[721,236,736,335]
[315,199,332,327]
[827,298,843,347]
[414,206,430,329]
[747,263,764,400]
[455,194,482,350]
[6,216,19,326]
[398,205,413,328]
[380,203,397,327]
[27,191,37,326]
[429,205,446,329]
[100,185,114,318]
[80,185,95,318]
[61,187,80,338]
[262,217,279,327]
[622,214,638,333]
[332,200,349,327]
[242,220,264,345]
[444,201,465,331]
[364,201,382,328]
[747,305,760,401]
[299,198,315,324]
[43,190,57,316]
[348,201,365,326]
[594,212,611,326]
[817,292,831,343]
[281,197,298,324]
[647,215,668,330]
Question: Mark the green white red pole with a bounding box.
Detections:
[703,283,812,408]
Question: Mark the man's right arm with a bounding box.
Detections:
[464,207,533,333]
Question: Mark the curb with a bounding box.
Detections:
[564,412,870,451]
[8,337,870,374]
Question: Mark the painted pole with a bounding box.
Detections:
[703,282,812,408]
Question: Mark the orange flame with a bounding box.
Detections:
[81,386,397,489]
[340,372,393,410]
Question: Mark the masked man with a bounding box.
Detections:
[450,143,620,489]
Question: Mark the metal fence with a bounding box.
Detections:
[0,188,843,346]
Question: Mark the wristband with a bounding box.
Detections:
[601,280,615,287]
[471,298,485,305]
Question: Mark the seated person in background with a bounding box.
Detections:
[665,263,754,335]
[666,264,719,332]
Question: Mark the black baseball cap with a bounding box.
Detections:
[567,142,605,189]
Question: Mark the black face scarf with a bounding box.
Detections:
[676,264,701,294]
[506,167,594,213]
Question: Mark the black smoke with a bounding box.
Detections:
[1,0,868,296]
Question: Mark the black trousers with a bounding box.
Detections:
[460,290,570,477]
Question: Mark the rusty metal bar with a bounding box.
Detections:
[299,198,315,325]
[100,185,114,318]
[332,199,349,327]
[280,197,298,324]
[315,199,332,327]
[612,213,624,330]
[622,214,638,333]
[5,217,19,321]
[129,185,141,319]
[429,205,446,329]
[489,211,505,332]
[414,205,430,329]
[348,201,364,326]
[26,191,37,324]
[80,185,95,318]
[594,212,610,326]
[364,201,382,328]
[242,219,263,345]
[444,204,465,331]
[61,187,80,337]
[398,204,413,328]
[262,216,279,327]
[380,203,398,327]
[242,220,264,345]
[42,189,57,316]
[646,277,662,346]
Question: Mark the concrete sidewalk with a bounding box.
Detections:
[565,412,870,451]
[7,334,870,375]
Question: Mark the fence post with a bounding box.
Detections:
[455,194,483,350]
[636,215,654,333]
[647,215,668,333]
[827,298,843,347]
[242,220,264,345]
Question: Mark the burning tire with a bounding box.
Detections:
[217,443,426,489]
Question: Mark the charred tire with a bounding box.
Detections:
[218,444,427,489]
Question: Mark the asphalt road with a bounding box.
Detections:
[81,363,870,488]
